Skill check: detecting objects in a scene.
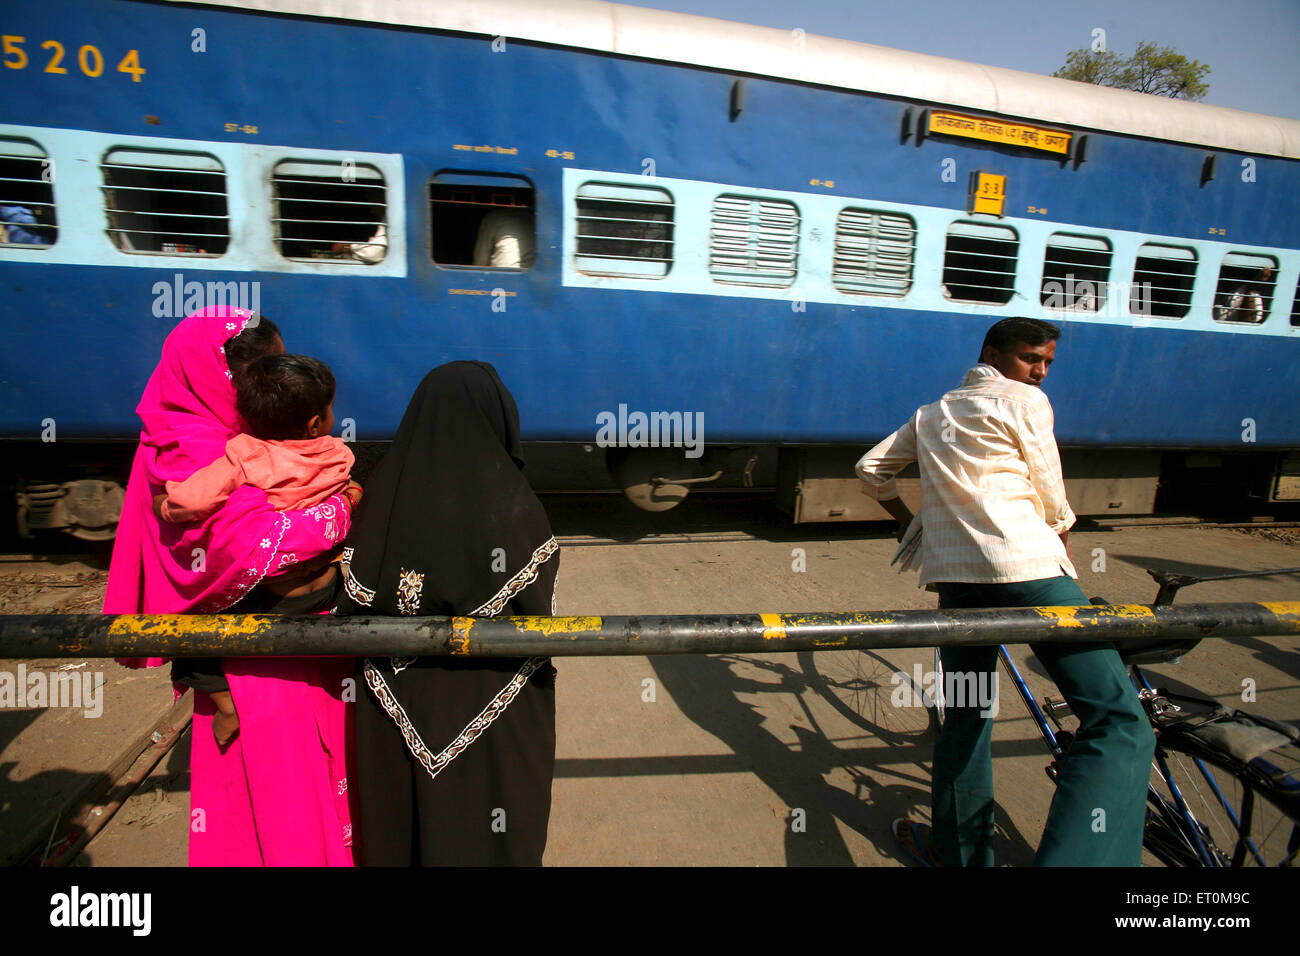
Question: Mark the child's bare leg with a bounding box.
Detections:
[211,690,239,748]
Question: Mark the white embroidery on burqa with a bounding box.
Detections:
[340,546,375,607]
[363,538,560,783]
[363,656,545,785]
[390,567,425,672]
[396,568,424,616]
[470,537,559,617]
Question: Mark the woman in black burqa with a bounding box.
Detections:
[337,361,559,865]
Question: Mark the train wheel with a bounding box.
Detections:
[607,447,702,512]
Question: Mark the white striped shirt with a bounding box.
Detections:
[856,364,1077,585]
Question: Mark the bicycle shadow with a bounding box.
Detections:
[648,650,1039,866]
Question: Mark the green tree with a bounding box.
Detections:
[1054,41,1210,100]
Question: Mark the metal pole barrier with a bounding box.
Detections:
[0,602,1297,658]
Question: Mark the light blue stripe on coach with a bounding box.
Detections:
[560,166,1299,338]
[0,123,407,278]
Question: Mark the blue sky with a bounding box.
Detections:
[620,0,1300,120]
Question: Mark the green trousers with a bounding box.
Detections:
[933,576,1155,866]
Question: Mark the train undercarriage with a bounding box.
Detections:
[6,441,1299,544]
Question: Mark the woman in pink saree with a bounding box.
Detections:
[104,305,355,866]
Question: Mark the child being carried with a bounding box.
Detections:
[155,353,361,607]
[158,353,351,510]
[158,354,360,748]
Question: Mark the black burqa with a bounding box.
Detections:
[337,361,559,866]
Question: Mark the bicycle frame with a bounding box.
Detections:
[984,564,1300,867]
[1129,665,1267,866]
[995,645,1229,866]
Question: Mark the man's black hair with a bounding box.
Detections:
[980,317,1061,358]
[223,314,282,379]
[235,353,335,440]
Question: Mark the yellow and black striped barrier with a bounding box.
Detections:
[0,602,1297,658]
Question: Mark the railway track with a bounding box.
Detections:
[553,517,1300,548]
[2,514,1299,558]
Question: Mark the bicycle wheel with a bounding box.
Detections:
[1143,713,1300,867]
[799,649,936,739]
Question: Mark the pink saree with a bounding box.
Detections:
[103,306,355,866]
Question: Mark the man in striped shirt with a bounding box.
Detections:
[857,317,1154,866]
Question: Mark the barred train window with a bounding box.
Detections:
[709,195,800,288]
[832,209,914,296]
[575,182,674,278]
[942,222,1018,304]
[1292,277,1300,327]
[1212,252,1277,324]
[1130,243,1195,319]
[273,160,387,263]
[102,149,228,255]
[1040,234,1111,312]
[430,173,533,269]
[0,138,57,248]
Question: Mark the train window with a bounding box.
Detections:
[273,160,387,263]
[1130,243,1195,319]
[0,138,57,248]
[430,174,533,269]
[832,209,914,296]
[1292,277,1300,327]
[575,182,674,278]
[1040,234,1111,312]
[1211,252,1278,324]
[101,149,228,255]
[942,222,1018,304]
[709,195,800,288]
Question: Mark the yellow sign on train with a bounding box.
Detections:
[930,110,1072,155]
[969,172,1007,216]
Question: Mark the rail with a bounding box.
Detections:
[1,602,1298,659]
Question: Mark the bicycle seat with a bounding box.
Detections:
[1114,637,1203,666]
[1088,596,1203,665]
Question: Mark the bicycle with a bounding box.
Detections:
[987,565,1300,867]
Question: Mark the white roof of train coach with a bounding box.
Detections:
[174,0,1300,160]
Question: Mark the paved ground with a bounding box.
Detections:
[0,556,178,866]
[1,509,1297,867]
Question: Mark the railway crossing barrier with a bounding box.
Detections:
[1,602,1298,658]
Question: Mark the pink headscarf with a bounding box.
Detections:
[105,306,286,625]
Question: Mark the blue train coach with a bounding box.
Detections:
[2,0,1298,537]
